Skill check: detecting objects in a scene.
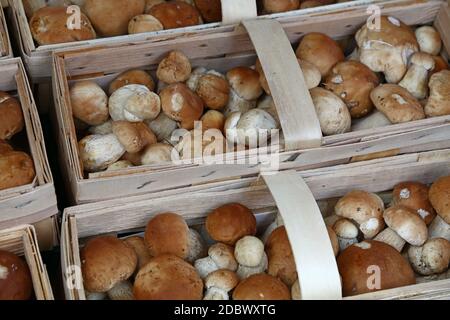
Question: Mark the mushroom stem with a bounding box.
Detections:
[428,215,450,241]
[337,236,359,252]
[107,281,134,300]
[236,253,268,280]
[398,65,429,99]
[374,228,406,252]
[203,287,229,300]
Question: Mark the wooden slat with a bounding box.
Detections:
[243,19,322,150]
[221,0,257,24]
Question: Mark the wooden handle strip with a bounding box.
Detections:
[263,171,342,300]
[243,19,322,151]
[221,0,257,24]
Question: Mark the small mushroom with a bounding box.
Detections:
[196,74,230,110]
[408,238,450,276]
[140,143,178,165]
[123,236,153,272]
[0,92,24,140]
[233,274,291,300]
[428,175,450,241]
[374,205,428,252]
[194,243,238,279]
[415,26,442,56]
[112,121,144,154]
[128,14,163,34]
[70,81,109,126]
[262,0,300,13]
[109,84,161,122]
[266,226,297,286]
[335,190,385,239]
[156,50,192,84]
[108,69,155,95]
[203,270,239,300]
[201,110,225,133]
[370,84,425,123]
[227,67,263,101]
[424,70,450,117]
[79,134,126,172]
[234,236,267,279]
[144,213,206,263]
[310,87,351,136]
[399,52,435,99]
[333,218,359,251]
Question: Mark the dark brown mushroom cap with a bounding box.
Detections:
[233,273,291,300]
[0,250,33,300]
[148,1,201,29]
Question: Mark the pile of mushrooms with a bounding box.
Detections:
[326,175,450,296]
[28,0,223,45]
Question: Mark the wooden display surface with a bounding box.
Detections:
[0,4,11,59]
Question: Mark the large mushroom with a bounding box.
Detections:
[0,250,33,300]
[428,175,450,241]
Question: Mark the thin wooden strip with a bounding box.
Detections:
[434,3,450,56]
[263,171,342,300]
[221,0,257,24]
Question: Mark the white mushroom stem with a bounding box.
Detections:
[428,215,450,241]
[85,291,107,300]
[398,62,433,99]
[337,237,359,251]
[204,287,229,300]
[374,228,405,252]
[236,253,268,280]
[107,281,134,300]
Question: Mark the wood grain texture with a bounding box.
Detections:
[0,5,11,58]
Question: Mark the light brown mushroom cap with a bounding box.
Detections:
[134,254,203,300]
[140,143,178,165]
[262,0,300,13]
[205,203,257,245]
[128,14,164,34]
[160,83,204,130]
[208,243,238,271]
[296,32,345,77]
[337,240,416,296]
[70,81,109,126]
[156,51,192,84]
[205,269,239,292]
[233,273,291,300]
[324,60,379,118]
[226,67,263,101]
[112,121,144,154]
[415,26,442,56]
[409,52,436,71]
[266,226,298,286]
[370,84,425,123]
[0,250,33,300]
[429,175,450,224]
[392,181,436,225]
[333,218,359,239]
[383,205,428,246]
[201,110,225,133]
[196,74,230,110]
[123,236,153,271]
[408,238,450,276]
[335,190,385,239]
[424,70,450,118]
[81,236,138,293]
[109,69,155,95]
[144,213,190,259]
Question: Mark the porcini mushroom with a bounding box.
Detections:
[262,0,299,13]
[112,121,144,154]
[374,205,428,252]
[134,254,203,300]
[70,81,109,126]
[205,203,257,245]
[146,113,178,142]
[140,143,178,165]
[370,84,425,123]
[399,52,435,99]
[147,1,202,29]
[333,218,360,251]
[123,236,152,272]
[203,270,239,300]
[408,238,450,276]
[128,14,164,34]
[109,69,155,95]
[428,175,450,241]
[424,70,450,117]
[156,51,192,84]
[196,74,230,110]
[335,190,385,239]
[415,26,442,56]
[144,213,206,263]
[0,250,33,300]
[81,236,137,300]
[79,134,126,172]
[201,110,225,133]
[194,243,238,279]
[226,67,263,101]
[233,274,291,300]
[355,16,418,83]
[266,226,297,286]
[234,236,268,280]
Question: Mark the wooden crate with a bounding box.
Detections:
[52,0,450,204]
[0,58,58,232]
[0,4,11,59]
[7,0,382,82]
[0,224,54,300]
[61,148,450,300]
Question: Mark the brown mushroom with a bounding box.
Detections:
[194,243,238,279]
[0,92,24,140]
[196,74,230,110]
[148,1,202,29]
[194,0,222,23]
[0,250,33,300]
[109,69,155,95]
[266,226,297,286]
[428,175,450,241]
[156,51,192,84]
[203,269,239,300]
[408,238,450,276]
[262,0,300,13]
[233,273,291,300]
[424,70,450,117]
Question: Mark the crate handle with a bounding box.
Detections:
[221,0,257,24]
[263,170,342,300]
[243,19,323,151]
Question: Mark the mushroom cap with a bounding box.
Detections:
[70,81,109,126]
[109,69,155,95]
[409,52,435,70]
[112,121,144,154]
[128,14,164,34]
[415,26,442,56]
[266,226,298,286]
[0,151,35,191]
[0,250,33,300]
[0,92,24,140]
[407,238,450,276]
[205,269,239,292]
[160,83,204,130]
[392,181,436,225]
[324,60,379,118]
[310,87,352,136]
[429,175,450,224]
[205,203,257,245]
[201,110,225,133]
[263,0,300,13]
[78,134,126,172]
[81,236,137,293]
[156,51,192,84]
[370,84,425,124]
[0,140,13,154]
[196,74,230,110]
[383,205,428,246]
[335,190,385,239]
[140,143,177,165]
[148,1,201,29]
[123,236,153,271]
[194,0,222,23]
[134,122,157,146]
[337,240,416,296]
[430,56,449,76]
[296,32,345,77]
[233,273,291,300]
[144,213,190,259]
[424,70,450,117]
[333,218,359,239]
[208,243,238,271]
[84,0,145,37]
[234,236,265,268]
[134,254,203,300]
[226,67,263,101]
